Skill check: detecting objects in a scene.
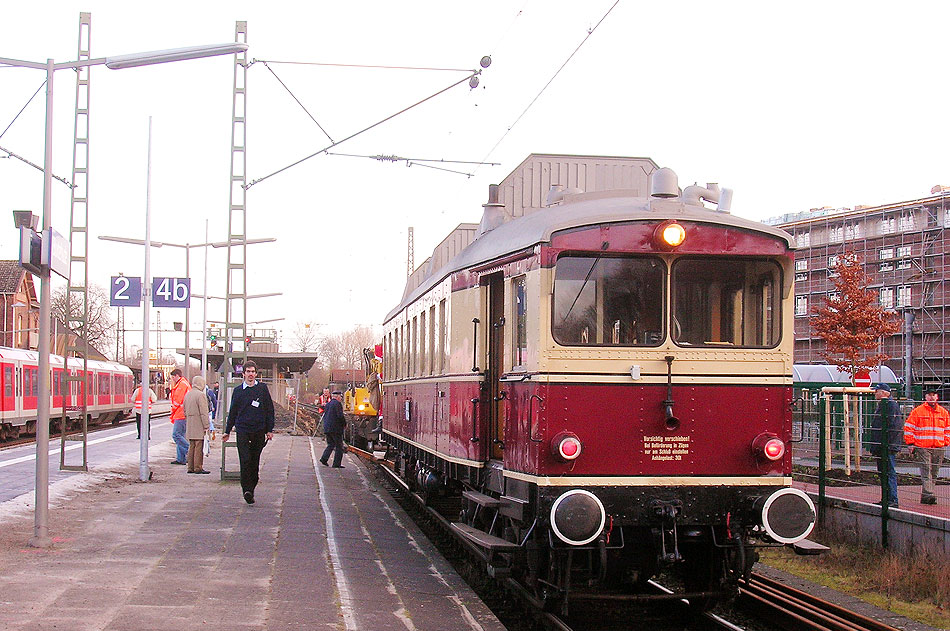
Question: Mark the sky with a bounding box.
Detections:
[2,1,950,357]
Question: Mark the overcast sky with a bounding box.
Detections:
[2,1,948,355]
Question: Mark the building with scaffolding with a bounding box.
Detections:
[768,186,950,392]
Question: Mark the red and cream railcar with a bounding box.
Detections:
[0,346,134,440]
[381,158,816,609]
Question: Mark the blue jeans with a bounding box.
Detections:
[172,419,189,463]
[876,451,899,507]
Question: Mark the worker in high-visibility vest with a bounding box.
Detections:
[132,381,158,440]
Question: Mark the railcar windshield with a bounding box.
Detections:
[553,256,664,346]
[671,258,781,348]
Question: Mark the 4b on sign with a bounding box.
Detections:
[152,277,190,308]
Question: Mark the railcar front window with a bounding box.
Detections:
[553,256,664,346]
[672,258,781,347]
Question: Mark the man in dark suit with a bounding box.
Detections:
[223,360,275,504]
[319,391,347,468]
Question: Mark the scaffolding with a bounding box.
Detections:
[776,192,950,391]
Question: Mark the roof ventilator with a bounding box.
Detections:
[683,182,733,213]
[476,184,510,236]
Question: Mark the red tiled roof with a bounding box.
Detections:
[0,260,26,295]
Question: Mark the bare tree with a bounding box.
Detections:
[289,321,321,352]
[51,284,117,358]
[317,325,379,370]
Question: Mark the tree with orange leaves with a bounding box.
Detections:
[811,252,901,380]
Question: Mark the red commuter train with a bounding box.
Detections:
[0,346,134,440]
[380,156,816,610]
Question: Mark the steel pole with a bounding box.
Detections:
[201,220,208,377]
[184,247,190,380]
[139,117,153,483]
[29,58,55,549]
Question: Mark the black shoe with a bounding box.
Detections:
[319,460,328,466]
[187,470,196,474]
[244,491,255,504]
[171,460,185,465]
[196,470,211,474]
[332,465,345,468]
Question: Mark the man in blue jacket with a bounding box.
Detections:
[319,391,347,468]
[870,383,903,509]
[223,360,274,504]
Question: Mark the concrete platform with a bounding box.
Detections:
[0,434,506,631]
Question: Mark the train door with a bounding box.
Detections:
[101,372,109,407]
[52,368,64,413]
[0,363,13,417]
[485,273,506,460]
[23,364,38,412]
[87,371,95,407]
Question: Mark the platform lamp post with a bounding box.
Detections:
[2,40,249,549]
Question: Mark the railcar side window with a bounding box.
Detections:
[672,258,781,348]
[439,299,447,373]
[553,256,664,346]
[3,366,11,397]
[513,276,527,366]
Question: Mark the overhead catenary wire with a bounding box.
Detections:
[245,70,483,190]
[326,152,500,177]
[250,59,476,73]
[260,61,334,143]
[0,78,46,141]
[477,0,621,168]
[0,143,73,188]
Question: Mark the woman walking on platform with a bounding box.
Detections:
[184,376,211,474]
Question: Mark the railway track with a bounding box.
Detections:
[349,444,901,631]
[0,409,171,450]
[737,573,900,631]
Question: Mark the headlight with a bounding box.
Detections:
[756,487,816,544]
[550,490,605,546]
[654,220,686,249]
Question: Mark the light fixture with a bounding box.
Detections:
[752,433,786,462]
[551,432,582,462]
[105,43,248,70]
[654,221,686,250]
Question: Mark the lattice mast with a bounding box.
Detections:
[61,12,92,471]
[221,21,249,437]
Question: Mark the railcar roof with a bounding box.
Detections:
[385,194,794,323]
[0,345,132,373]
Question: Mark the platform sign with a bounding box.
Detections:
[853,370,872,388]
[152,277,191,308]
[110,276,142,307]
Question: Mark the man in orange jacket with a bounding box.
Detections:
[903,389,949,505]
[168,368,192,465]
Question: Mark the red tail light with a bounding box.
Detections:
[752,433,786,461]
[551,432,582,462]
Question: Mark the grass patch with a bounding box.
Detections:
[758,525,950,629]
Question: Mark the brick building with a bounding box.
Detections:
[0,260,39,350]
[769,187,950,389]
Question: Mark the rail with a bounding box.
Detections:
[738,573,899,631]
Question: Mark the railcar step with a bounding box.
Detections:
[450,522,520,551]
[792,538,829,555]
[463,490,502,507]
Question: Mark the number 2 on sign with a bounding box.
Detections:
[114,276,131,300]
